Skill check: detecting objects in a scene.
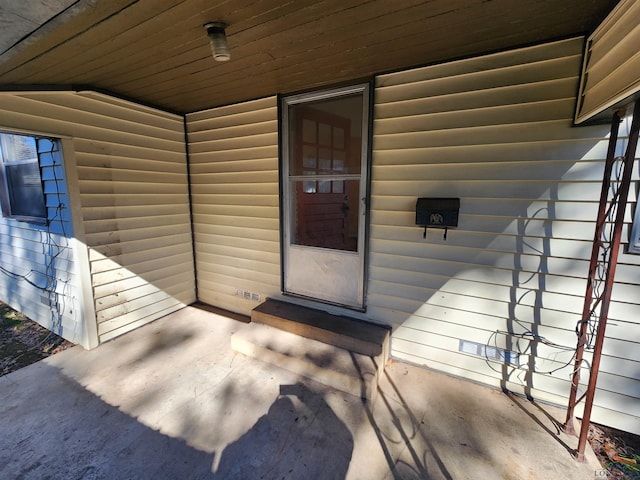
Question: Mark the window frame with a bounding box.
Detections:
[0,132,48,224]
[625,109,640,254]
[629,199,640,254]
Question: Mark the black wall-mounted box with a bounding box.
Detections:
[415,197,460,228]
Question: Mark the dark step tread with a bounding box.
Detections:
[251,299,389,357]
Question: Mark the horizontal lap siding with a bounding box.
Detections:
[0,140,81,343]
[65,94,195,342]
[576,0,640,123]
[186,97,280,315]
[371,37,640,434]
[0,92,195,344]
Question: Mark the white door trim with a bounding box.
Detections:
[280,83,371,309]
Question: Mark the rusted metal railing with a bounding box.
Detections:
[564,98,640,461]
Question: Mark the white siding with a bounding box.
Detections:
[575,0,640,123]
[2,36,636,436]
[0,91,195,344]
[0,138,88,345]
[186,97,280,315]
[371,37,640,434]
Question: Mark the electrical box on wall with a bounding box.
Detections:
[415,197,460,239]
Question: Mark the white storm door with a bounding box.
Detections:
[281,84,370,309]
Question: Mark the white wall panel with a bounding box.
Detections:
[371,37,640,434]
[0,134,88,346]
[186,97,280,315]
[575,0,640,123]
[0,91,195,345]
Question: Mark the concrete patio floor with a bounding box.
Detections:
[0,305,601,479]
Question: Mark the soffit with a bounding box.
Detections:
[0,0,76,54]
[0,0,618,114]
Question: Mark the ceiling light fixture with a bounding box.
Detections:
[204,21,230,62]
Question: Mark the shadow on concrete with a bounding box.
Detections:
[213,383,353,479]
[2,363,352,479]
[373,369,452,480]
[505,391,575,456]
[350,352,452,480]
[0,364,215,480]
[128,328,197,366]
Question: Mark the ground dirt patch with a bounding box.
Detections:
[589,423,640,479]
[1,301,74,377]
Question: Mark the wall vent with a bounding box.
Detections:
[459,339,520,366]
[235,289,261,302]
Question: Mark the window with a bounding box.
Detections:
[630,201,640,254]
[0,132,47,223]
[626,111,640,254]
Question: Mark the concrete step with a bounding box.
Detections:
[251,299,390,357]
[231,299,391,401]
[231,322,383,402]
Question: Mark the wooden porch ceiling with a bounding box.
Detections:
[0,0,618,115]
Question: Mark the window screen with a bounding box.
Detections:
[0,133,47,222]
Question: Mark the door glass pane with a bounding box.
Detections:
[302,145,316,169]
[303,180,316,193]
[319,148,331,171]
[288,95,363,176]
[318,123,331,146]
[302,119,316,143]
[317,180,331,193]
[333,127,344,149]
[288,93,364,252]
[291,179,360,251]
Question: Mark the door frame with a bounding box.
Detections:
[278,82,373,311]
